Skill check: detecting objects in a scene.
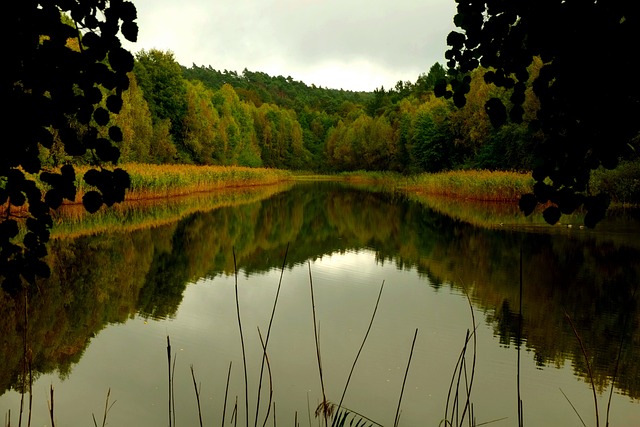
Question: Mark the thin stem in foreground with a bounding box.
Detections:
[92,388,115,427]
[606,285,636,427]
[167,336,172,427]
[394,328,418,427]
[334,280,385,424]
[460,291,477,424]
[47,385,55,427]
[517,247,524,427]
[255,244,289,426]
[234,247,250,427]
[308,261,328,426]
[190,366,204,427]
[559,388,587,427]
[564,311,599,427]
[257,328,274,427]
[222,361,232,427]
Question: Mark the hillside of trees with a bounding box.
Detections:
[39,47,549,175]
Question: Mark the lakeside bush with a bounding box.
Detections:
[591,160,640,205]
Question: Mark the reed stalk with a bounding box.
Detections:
[307,261,329,426]
[47,385,55,427]
[442,287,478,427]
[233,247,250,427]
[231,397,238,427]
[564,312,599,427]
[257,328,274,427]
[460,292,478,425]
[272,402,276,427]
[393,328,419,427]
[517,248,524,427]
[332,281,385,426]
[18,291,28,427]
[559,388,587,427]
[222,361,232,427]
[254,244,289,426]
[92,388,115,427]
[190,366,204,427]
[606,285,636,427]
[167,336,173,427]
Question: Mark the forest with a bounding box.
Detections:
[40,45,547,175]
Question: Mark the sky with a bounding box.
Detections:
[122,0,458,92]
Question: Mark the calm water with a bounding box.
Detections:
[1,182,639,426]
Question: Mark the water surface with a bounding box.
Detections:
[1,182,638,426]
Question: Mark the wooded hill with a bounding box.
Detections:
[39,48,632,180]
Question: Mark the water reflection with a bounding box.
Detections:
[1,182,638,421]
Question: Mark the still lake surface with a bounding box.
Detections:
[1,181,639,426]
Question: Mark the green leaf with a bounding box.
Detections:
[484,98,507,128]
[108,47,135,73]
[121,21,138,42]
[82,191,103,213]
[83,169,102,187]
[543,206,561,225]
[0,220,19,240]
[106,95,123,114]
[518,193,537,216]
[45,189,63,209]
[108,125,124,142]
[94,107,110,126]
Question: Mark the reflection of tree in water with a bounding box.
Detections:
[489,299,524,349]
[1,182,638,400]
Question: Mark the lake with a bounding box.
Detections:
[1,181,639,426]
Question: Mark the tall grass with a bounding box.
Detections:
[334,170,533,201]
[3,164,292,221]
[75,164,293,202]
[404,170,534,202]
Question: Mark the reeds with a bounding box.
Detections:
[114,164,293,202]
[335,169,534,202]
[441,291,478,427]
[404,170,534,202]
[562,308,630,427]
[91,388,115,427]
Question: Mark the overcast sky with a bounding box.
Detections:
[122,0,458,92]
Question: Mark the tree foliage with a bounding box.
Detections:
[3,1,137,293]
[440,0,640,227]
[134,49,188,158]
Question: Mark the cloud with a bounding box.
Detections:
[124,0,457,91]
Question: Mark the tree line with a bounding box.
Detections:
[40,48,547,174]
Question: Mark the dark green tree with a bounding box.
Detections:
[414,62,447,96]
[438,1,639,227]
[411,103,456,172]
[134,49,188,160]
[3,1,138,294]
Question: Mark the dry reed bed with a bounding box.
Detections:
[76,164,293,202]
[402,170,534,202]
